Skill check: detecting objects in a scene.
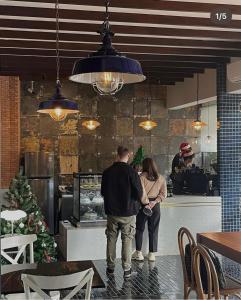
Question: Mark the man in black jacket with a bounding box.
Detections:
[101,146,143,279]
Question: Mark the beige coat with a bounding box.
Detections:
[140,172,167,205]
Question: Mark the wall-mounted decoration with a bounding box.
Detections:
[60,119,78,135]
[59,156,78,174]
[59,136,79,155]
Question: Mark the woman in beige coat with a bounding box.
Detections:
[132,158,167,262]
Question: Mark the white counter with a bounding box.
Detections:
[58,195,221,261]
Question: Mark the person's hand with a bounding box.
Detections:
[149,201,157,209]
[144,204,151,210]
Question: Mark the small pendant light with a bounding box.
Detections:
[205,104,212,144]
[139,82,157,131]
[192,74,207,131]
[38,0,79,121]
[69,0,145,96]
[82,120,101,131]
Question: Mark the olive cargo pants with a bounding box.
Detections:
[105,215,136,271]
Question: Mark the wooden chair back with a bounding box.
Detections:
[1,234,37,264]
[193,245,220,300]
[178,227,196,289]
[21,268,94,300]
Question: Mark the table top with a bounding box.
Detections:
[1,260,105,294]
[197,232,241,264]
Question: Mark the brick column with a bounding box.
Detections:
[0,76,20,188]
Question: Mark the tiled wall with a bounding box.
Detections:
[20,80,200,182]
[217,64,241,231]
[0,76,20,188]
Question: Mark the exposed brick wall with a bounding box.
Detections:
[0,76,20,188]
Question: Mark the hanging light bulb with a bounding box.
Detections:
[192,120,207,131]
[139,82,157,131]
[82,120,100,130]
[192,74,206,131]
[192,137,199,145]
[92,72,123,96]
[69,0,145,95]
[206,135,212,144]
[205,105,211,144]
[37,0,79,121]
[49,108,66,122]
[139,120,157,131]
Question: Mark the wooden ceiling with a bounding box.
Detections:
[1,0,241,84]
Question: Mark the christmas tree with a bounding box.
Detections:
[1,175,57,264]
[131,145,145,168]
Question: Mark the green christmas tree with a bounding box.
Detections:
[131,145,145,168]
[1,175,57,264]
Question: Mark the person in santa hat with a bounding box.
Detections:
[170,143,195,194]
[171,142,192,174]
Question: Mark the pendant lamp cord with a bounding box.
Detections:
[105,0,110,27]
[148,77,152,119]
[55,0,60,84]
[196,73,199,120]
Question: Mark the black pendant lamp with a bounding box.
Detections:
[69,0,146,95]
[38,0,79,121]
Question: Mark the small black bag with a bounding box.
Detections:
[185,244,226,293]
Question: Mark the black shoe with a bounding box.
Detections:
[123,268,132,279]
[106,267,114,275]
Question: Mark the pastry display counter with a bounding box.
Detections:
[73,173,106,223]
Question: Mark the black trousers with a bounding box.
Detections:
[135,203,160,252]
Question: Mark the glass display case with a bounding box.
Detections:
[73,173,106,223]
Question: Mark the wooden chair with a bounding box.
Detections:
[21,268,94,300]
[193,244,241,300]
[178,227,197,299]
[1,234,37,264]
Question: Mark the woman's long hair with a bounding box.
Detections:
[142,158,159,181]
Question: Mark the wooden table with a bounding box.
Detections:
[197,232,241,264]
[1,260,105,294]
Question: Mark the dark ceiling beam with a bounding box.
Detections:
[146,73,194,78]
[1,6,241,29]
[0,55,217,70]
[0,40,240,57]
[10,0,241,14]
[1,19,241,41]
[0,30,241,50]
[144,67,204,73]
[0,65,192,79]
[0,64,203,75]
[0,52,229,64]
[0,70,177,84]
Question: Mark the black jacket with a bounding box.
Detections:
[101,162,143,216]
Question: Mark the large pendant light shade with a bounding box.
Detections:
[38,0,79,121]
[69,0,145,95]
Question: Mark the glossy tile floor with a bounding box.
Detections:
[73,255,241,299]
[92,255,183,299]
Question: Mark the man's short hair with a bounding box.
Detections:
[117,146,129,159]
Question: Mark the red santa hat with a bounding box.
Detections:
[182,150,194,158]
[179,142,191,152]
